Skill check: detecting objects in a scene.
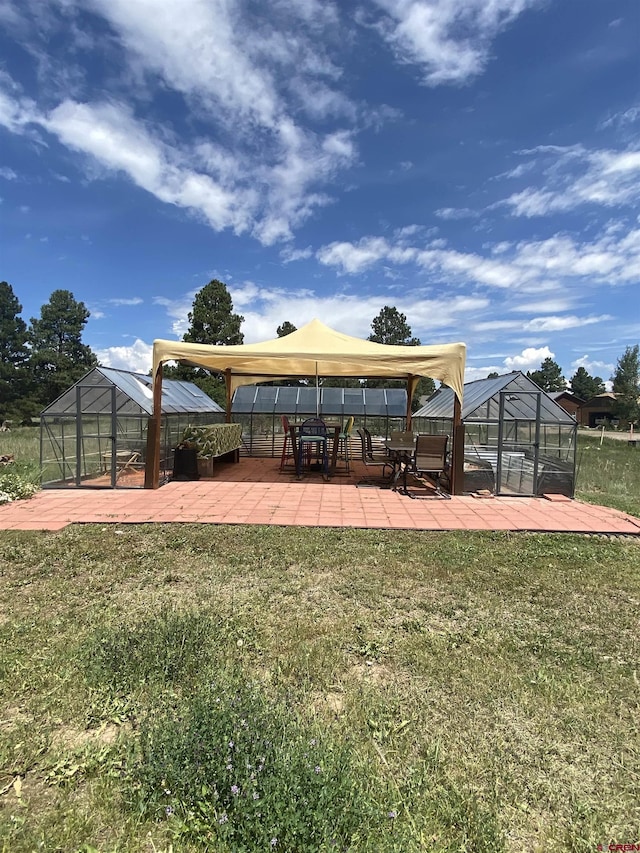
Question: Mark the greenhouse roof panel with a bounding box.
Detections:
[231,385,407,416]
[414,372,575,423]
[41,367,223,416]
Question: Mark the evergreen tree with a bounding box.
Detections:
[0,281,29,419]
[611,345,640,426]
[569,366,605,401]
[277,321,297,337]
[28,289,97,407]
[165,279,244,407]
[527,358,566,392]
[183,279,244,346]
[368,306,420,346]
[366,305,434,408]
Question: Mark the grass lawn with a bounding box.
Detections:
[0,428,639,851]
[1,525,639,852]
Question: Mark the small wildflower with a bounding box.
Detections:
[314,765,322,774]
[231,784,240,796]
[226,763,233,771]
[228,740,234,749]
[218,812,228,825]
[163,788,171,795]
[388,810,398,819]
[270,838,278,848]
[165,806,174,816]
[309,738,317,746]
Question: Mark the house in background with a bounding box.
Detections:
[549,390,583,420]
[578,392,619,428]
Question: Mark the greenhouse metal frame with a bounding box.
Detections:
[231,385,408,457]
[413,372,577,497]
[40,367,224,488]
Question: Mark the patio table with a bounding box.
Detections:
[383,436,416,492]
[289,421,342,478]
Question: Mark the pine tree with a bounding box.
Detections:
[165,280,244,406]
[366,305,434,406]
[0,281,29,419]
[569,366,605,401]
[611,345,640,426]
[28,289,97,407]
[527,358,566,392]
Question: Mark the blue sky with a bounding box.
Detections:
[1,0,638,385]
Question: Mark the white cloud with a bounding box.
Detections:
[524,314,611,332]
[435,207,478,220]
[108,297,143,306]
[0,166,17,180]
[95,337,153,373]
[370,0,543,86]
[503,346,554,371]
[570,354,613,378]
[502,144,640,217]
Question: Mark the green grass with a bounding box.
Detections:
[1,525,639,851]
[575,433,640,517]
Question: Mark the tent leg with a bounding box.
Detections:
[451,396,464,496]
[144,364,163,489]
[225,369,232,423]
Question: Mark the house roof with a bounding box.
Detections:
[41,366,224,416]
[414,371,576,423]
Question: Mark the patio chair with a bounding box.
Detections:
[115,450,142,482]
[280,414,295,470]
[297,417,329,480]
[338,416,355,472]
[358,427,393,488]
[402,434,450,499]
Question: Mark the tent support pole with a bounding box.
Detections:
[144,363,163,489]
[451,395,464,496]
[225,369,232,423]
[406,375,415,430]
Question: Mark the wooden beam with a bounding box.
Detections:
[450,394,464,496]
[144,362,163,489]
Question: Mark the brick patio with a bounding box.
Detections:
[1,457,639,534]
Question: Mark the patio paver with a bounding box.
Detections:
[1,474,639,534]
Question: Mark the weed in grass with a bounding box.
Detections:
[131,675,386,852]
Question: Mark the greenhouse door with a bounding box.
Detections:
[75,384,118,488]
[495,391,541,496]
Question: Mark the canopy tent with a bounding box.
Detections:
[145,319,466,490]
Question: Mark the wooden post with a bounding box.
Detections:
[450,394,464,496]
[406,375,415,430]
[144,362,163,489]
[225,369,232,423]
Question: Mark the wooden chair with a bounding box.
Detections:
[338,416,355,472]
[280,414,295,470]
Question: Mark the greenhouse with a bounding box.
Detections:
[40,367,223,488]
[413,372,577,497]
[231,385,408,457]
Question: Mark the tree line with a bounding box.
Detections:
[2,278,638,424]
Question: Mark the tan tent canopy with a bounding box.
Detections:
[152,318,466,402]
[145,319,466,490]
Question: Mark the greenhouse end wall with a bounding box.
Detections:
[41,411,222,488]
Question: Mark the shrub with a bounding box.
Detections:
[0,465,39,504]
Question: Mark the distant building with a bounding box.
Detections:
[578,392,618,428]
[548,390,583,420]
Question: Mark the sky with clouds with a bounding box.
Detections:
[1,0,638,384]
